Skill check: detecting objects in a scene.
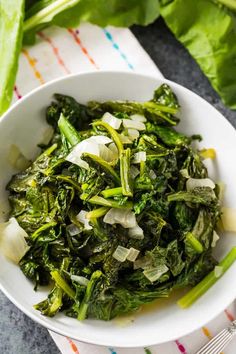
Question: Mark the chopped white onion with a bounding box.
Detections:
[122,119,146,131]
[217,181,226,203]
[0,217,29,264]
[127,129,139,141]
[66,224,82,236]
[130,114,147,123]
[66,140,99,169]
[211,230,220,248]
[221,207,236,232]
[133,257,152,270]
[132,151,146,164]
[126,247,140,262]
[130,165,140,179]
[76,210,92,230]
[113,246,130,262]
[128,223,144,239]
[186,178,215,191]
[99,144,117,162]
[149,169,157,180]
[66,135,113,169]
[108,143,119,156]
[119,133,132,144]
[143,264,169,283]
[214,266,223,278]
[180,169,190,179]
[71,275,89,286]
[89,135,112,145]
[102,112,122,129]
[103,208,136,228]
[8,144,30,171]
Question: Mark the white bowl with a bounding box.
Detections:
[0,71,236,348]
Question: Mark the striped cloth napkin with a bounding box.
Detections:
[14,22,236,354]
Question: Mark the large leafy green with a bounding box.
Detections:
[160,0,236,109]
[23,0,160,44]
[0,0,24,115]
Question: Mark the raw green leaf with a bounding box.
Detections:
[160,0,236,109]
[0,0,24,115]
[24,0,160,44]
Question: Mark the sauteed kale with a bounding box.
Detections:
[6,84,223,320]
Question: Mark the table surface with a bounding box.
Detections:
[1,18,236,354]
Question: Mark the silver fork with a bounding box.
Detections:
[195,320,236,354]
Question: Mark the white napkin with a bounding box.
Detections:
[15,22,236,354]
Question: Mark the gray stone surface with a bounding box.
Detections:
[1,19,236,354]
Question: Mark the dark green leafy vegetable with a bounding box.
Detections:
[6,84,224,321]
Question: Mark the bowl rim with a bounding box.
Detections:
[0,70,236,348]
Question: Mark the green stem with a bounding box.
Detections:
[58,114,80,146]
[120,148,133,197]
[82,195,133,209]
[83,153,120,184]
[51,270,75,299]
[144,101,178,114]
[24,0,80,32]
[177,247,236,309]
[93,121,123,155]
[101,187,123,198]
[186,232,203,253]
[31,221,57,241]
[140,160,146,177]
[78,270,102,320]
[86,207,109,219]
[55,175,81,191]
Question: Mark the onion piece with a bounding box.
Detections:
[8,144,30,171]
[130,114,147,123]
[133,257,152,270]
[66,135,113,169]
[99,144,117,162]
[127,129,139,141]
[102,112,122,130]
[71,275,89,286]
[149,169,157,180]
[122,119,146,131]
[211,230,220,248]
[108,143,119,156]
[217,181,226,203]
[186,178,215,191]
[0,217,29,264]
[66,224,82,236]
[113,246,130,262]
[133,151,146,164]
[143,264,169,283]
[214,266,223,278]
[89,136,112,144]
[180,169,190,179]
[66,140,99,169]
[103,208,136,228]
[119,133,132,144]
[130,165,140,179]
[127,248,140,262]
[221,207,236,232]
[128,223,144,240]
[76,210,92,230]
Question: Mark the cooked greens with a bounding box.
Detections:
[6,84,227,320]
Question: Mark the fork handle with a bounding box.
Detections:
[195,321,236,354]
